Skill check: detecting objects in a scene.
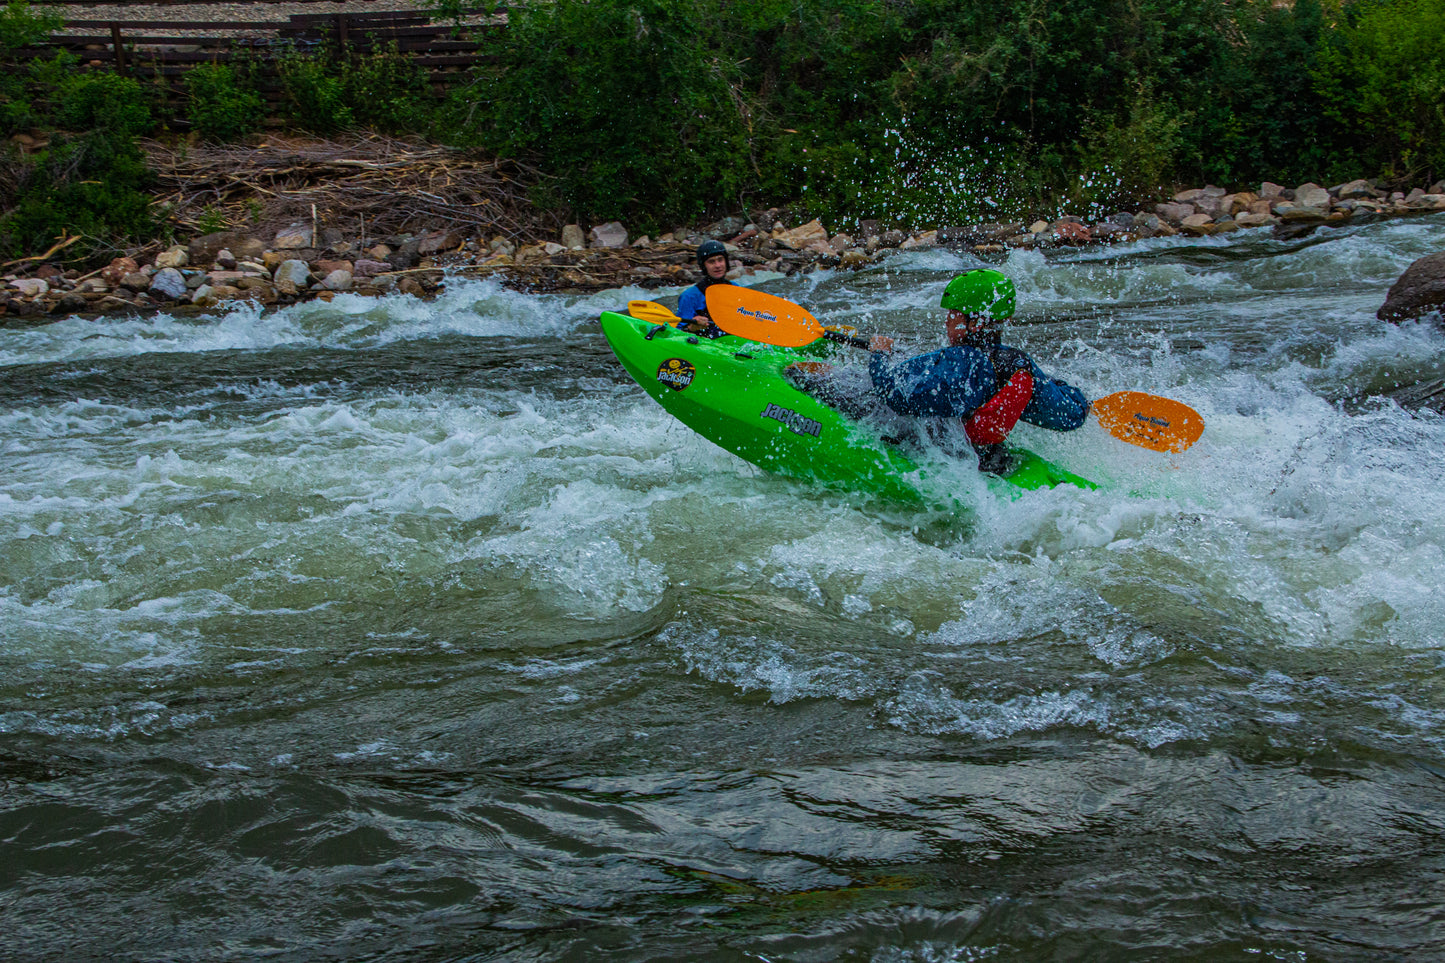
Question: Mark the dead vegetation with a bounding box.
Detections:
[146,133,565,244]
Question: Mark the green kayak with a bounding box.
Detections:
[599,309,1094,504]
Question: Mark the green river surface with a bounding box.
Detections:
[3,214,1444,961]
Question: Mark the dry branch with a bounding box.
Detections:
[145,133,564,243]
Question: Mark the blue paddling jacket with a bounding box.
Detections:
[868,343,1089,431]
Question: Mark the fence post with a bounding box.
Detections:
[110,22,127,74]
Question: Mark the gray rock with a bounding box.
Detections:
[1294,183,1331,208]
[154,245,189,269]
[1193,194,1224,217]
[1155,201,1195,222]
[1378,251,1445,322]
[387,250,418,271]
[353,259,390,278]
[588,221,628,248]
[10,278,48,297]
[321,269,353,291]
[50,292,88,314]
[1335,178,1380,200]
[417,230,461,256]
[149,267,188,300]
[1275,202,1329,221]
[561,224,586,250]
[274,223,312,250]
[272,259,312,294]
[704,215,747,237]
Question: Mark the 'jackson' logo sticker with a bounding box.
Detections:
[656,358,695,390]
[761,402,822,437]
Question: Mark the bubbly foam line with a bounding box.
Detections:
[0,277,607,368]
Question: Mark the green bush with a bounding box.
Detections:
[1,1,64,134]
[0,13,158,259]
[276,46,352,133]
[185,62,265,141]
[52,70,152,136]
[0,130,154,258]
[345,42,433,134]
[0,0,59,53]
[452,0,762,229]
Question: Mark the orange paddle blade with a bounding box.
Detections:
[705,285,825,347]
[629,300,679,324]
[1092,391,1204,453]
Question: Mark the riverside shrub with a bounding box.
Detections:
[0,44,158,258]
[185,63,265,142]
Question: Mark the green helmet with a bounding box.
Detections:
[940,269,1016,319]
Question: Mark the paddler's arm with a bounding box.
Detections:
[866,336,896,390]
[996,345,1091,432]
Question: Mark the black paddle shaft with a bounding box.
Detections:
[824,329,872,349]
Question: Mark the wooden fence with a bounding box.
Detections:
[14,5,502,116]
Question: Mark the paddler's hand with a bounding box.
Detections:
[869,335,894,353]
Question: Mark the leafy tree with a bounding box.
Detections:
[1315,0,1445,183]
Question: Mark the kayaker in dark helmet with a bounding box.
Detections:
[866,268,1090,475]
[676,239,733,338]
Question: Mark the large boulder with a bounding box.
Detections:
[1379,252,1445,322]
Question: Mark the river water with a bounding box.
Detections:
[3,215,1443,961]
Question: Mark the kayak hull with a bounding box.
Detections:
[599,310,1093,503]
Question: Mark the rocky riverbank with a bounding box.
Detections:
[5,176,1445,326]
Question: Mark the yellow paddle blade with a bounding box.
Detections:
[628,300,679,324]
[705,285,825,347]
[1092,391,1205,453]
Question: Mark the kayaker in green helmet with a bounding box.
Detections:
[867,268,1090,474]
[677,239,733,338]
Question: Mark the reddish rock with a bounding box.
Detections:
[102,257,138,286]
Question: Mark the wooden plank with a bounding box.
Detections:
[61,20,294,30]
[53,35,274,45]
[33,0,505,6]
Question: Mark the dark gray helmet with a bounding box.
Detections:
[696,239,728,267]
